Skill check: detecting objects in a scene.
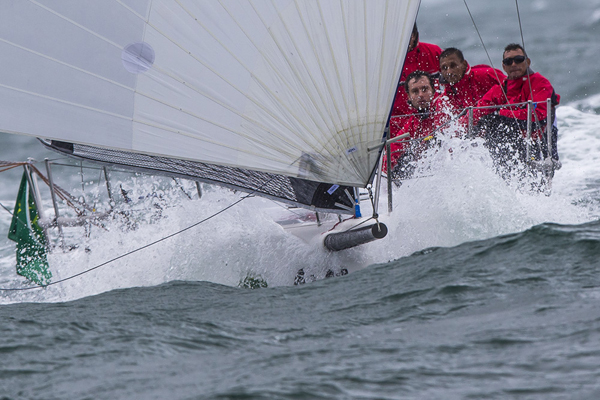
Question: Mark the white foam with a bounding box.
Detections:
[568,94,600,113]
[362,121,597,264]
[553,106,600,195]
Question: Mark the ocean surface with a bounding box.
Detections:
[2,0,600,398]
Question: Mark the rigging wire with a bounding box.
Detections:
[0,201,15,217]
[462,0,520,121]
[462,0,497,77]
[514,0,536,103]
[515,0,527,57]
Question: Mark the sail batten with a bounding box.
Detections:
[0,0,420,187]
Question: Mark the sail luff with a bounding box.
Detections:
[375,1,390,144]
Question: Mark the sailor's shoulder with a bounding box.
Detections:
[524,72,555,91]
[470,64,504,78]
[527,71,551,83]
[418,42,442,55]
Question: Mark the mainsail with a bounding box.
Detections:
[0,0,419,208]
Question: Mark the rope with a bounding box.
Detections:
[515,0,527,59]
[462,0,519,122]
[28,164,92,214]
[0,161,27,173]
[514,0,536,108]
[462,0,498,82]
[0,201,15,217]
[0,192,253,291]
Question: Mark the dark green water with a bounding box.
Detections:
[2,221,600,399]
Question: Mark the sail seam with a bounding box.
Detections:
[289,1,350,169]
[128,90,298,165]
[315,0,365,180]
[292,1,345,152]
[131,0,154,152]
[341,0,362,161]
[136,70,302,162]
[28,0,124,50]
[170,0,325,156]
[142,1,327,162]
[247,0,344,156]
[217,0,333,151]
[0,38,134,92]
[0,83,131,121]
[315,1,353,141]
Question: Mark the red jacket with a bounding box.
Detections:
[475,72,560,139]
[442,64,505,112]
[387,96,450,169]
[391,42,442,118]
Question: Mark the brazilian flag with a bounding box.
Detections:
[7,171,52,286]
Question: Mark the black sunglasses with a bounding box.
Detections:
[502,55,526,66]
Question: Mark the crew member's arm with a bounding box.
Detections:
[384,117,414,170]
[473,85,504,122]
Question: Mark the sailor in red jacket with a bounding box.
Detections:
[474,43,561,181]
[438,48,505,114]
[390,24,442,129]
[388,71,450,180]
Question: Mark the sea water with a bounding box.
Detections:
[1,0,600,398]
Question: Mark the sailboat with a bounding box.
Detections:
[0,0,421,285]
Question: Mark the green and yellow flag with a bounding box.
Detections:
[8,171,52,286]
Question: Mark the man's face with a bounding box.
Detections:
[440,54,468,85]
[407,76,434,110]
[502,48,530,80]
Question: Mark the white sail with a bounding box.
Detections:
[0,0,419,187]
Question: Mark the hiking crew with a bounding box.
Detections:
[474,43,561,181]
[389,71,450,179]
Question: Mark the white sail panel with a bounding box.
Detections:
[0,0,419,186]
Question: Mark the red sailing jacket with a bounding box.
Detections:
[442,64,505,112]
[391,42,442,118]
[475,72,560,139]
[386,96,450,169]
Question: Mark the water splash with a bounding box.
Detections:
[1,108,599,303]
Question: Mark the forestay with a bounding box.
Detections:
[0,0,419,187]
